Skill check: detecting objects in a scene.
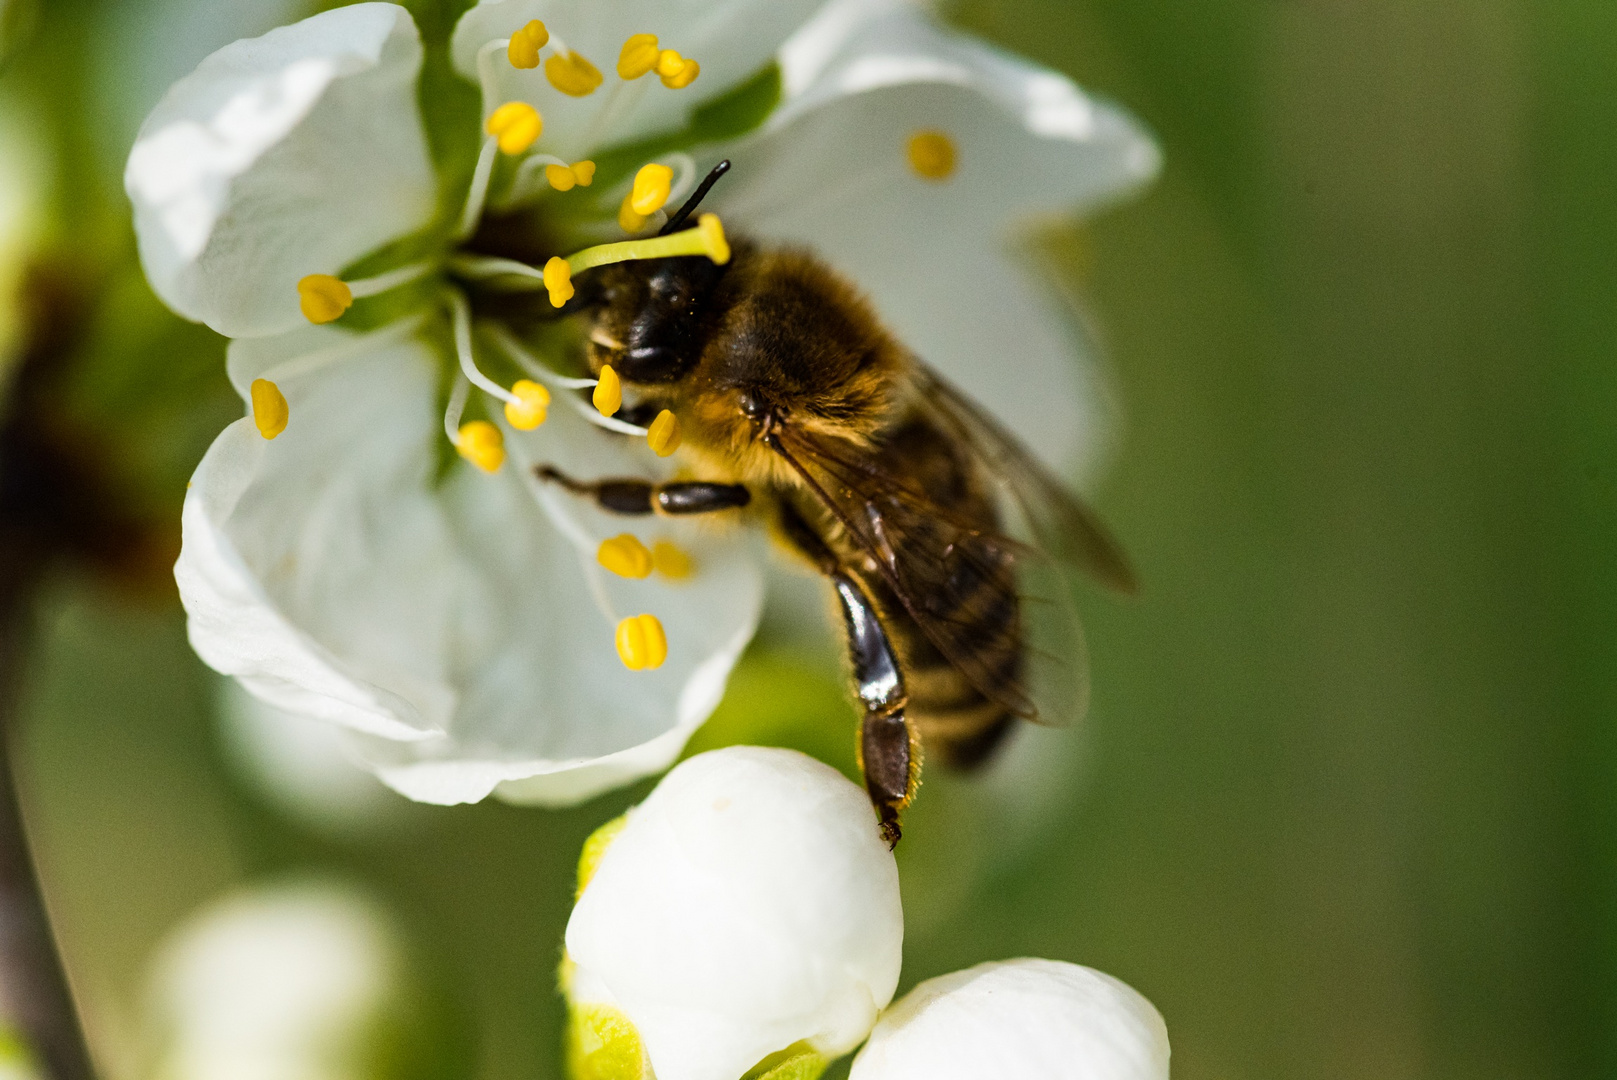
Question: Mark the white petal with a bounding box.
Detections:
[182,321,763,806]
[850,959,1169,1080]
[711,0,1159,470]
[145,882,403,1080]
[217,679,405,834]
[450,0,821,159]
[566,747,903,1080]
[126,4,435,338]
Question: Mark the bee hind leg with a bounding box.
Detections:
[779,504,916,847]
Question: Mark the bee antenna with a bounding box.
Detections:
[659,160,731,236]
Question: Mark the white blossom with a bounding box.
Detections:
[564,747,903,1080]
[141,882,410,1080]
[850,959,1169,1080]
[127,0,1158,806]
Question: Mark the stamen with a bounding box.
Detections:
[617,34,660,79]
[593,364,622,416]
[651,540,694,580]
[504,379,551,430]
[262,313,429,383]
[656,50,699,89]
[646,409,681,456]
[907,130,957,180]
[296,262,434,324]
[250,378,289,439]
[546,50,603,96]
[615,614,667,670]
[570,161,597,186]
[485,323,600,390]
[555,214,730,305]
[486,325,651,437]
[487,101,544,155]
[297,275,351,323]
[508,20,548,69]
[447,290,517,405]
[630,163,674,216]
[456,420,506,473]
[458,135,501,238]
[598,534,653,579]
[543,257,574,307]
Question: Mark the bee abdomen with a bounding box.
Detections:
[893,602,1023,771]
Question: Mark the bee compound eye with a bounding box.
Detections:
[737,389,766,420]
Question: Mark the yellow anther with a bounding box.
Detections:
[907,130,957,180]
[504,379,550,430]
[593,364,622,416]
[507,19,548,69]
[597,534,653,579]
[617,33,660,79]
[545,163,576,191]
[646,409,681,457]
[656,50,699,89]
[487,101,543,155]
[651,540,693,580]
[630,163,674,216]
[297,274,352,324]
[543,256,574,307]
[618,195,649,234]
[697,213,730,264]
[545,51,603,97]
[250,378,289,439]
[455,420,505,473]
[615,614,667,671]
[570,160,596,186]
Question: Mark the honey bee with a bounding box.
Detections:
[536,163,1136,844]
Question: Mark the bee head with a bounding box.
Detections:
[586,255,730,384]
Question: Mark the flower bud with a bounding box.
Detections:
[850,959,1169,1080]
[142,882,421,1080]
[564,747,903,1080]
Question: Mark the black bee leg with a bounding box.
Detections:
[536,466,750,516]
[779,503,915,847]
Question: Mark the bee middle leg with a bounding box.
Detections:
[536,466,750,516]
[779,503,916,847]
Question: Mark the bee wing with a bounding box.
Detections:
[909,365,1138,595]
[766,425,1091,727]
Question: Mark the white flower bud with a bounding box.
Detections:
[850,959,1169,1080]
[142,882,409,1080]
[564,747,903,1080]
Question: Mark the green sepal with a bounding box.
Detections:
[565,1001,649,1080]
[744,1042,831,1080]
[576,813,629,899]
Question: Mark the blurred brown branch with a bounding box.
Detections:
[0,259,174,1080]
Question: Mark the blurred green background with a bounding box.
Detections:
[4,0,1616,1077]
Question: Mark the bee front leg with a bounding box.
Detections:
[536,466,750,516]
[779,503,916,847]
